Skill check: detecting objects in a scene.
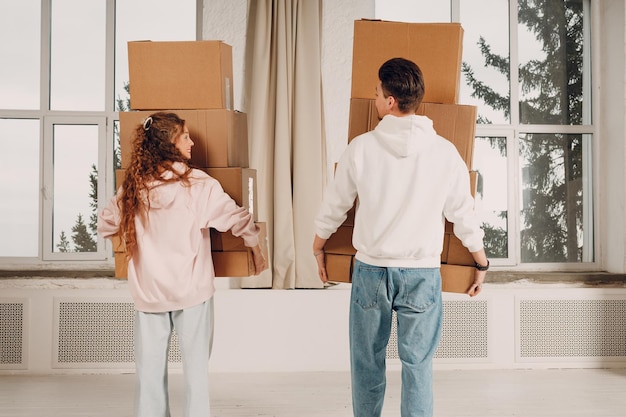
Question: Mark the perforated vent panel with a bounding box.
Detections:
[519,299,626,358]
[55,300,181,368]
[387,300,488,360]
[0,301,25,367]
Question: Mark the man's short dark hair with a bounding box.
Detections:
[378,58,425,113]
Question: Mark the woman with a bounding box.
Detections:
[98,112,266,417]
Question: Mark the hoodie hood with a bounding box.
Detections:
[372,114,438,158]
[141,162,188,209]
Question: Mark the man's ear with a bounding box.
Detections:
[387,95,397,111]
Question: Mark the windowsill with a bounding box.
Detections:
[1,270,626,289]
[482,271,626,287]
[0,269,115,278]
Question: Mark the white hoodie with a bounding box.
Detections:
[98,162,259,312]
[315,114,484,268]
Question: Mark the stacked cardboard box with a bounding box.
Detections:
[325,20,480,293]
[114,40,266,279]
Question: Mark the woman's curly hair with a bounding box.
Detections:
[118,112,192,257]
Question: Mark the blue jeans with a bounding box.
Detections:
[350,260,443,417]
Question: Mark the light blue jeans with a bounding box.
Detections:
[350,260,443,417]
[134,298,215,417]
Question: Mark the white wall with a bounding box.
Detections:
[598,0,626,272]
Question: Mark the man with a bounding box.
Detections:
[313,57,488,417]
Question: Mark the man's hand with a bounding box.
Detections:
[314,250,328,283]
[313,234,329,283]
[467,269,486,297]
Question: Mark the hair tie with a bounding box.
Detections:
[142,117,153,131]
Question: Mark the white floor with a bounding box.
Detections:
[1,369,625,417]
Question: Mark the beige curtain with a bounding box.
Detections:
[241,0,326,289]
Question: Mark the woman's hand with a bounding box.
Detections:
[250,244,268,275]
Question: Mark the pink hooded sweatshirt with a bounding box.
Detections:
[98,162,259,313]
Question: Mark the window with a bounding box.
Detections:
[0,0,197,269]
[376,0,595,270]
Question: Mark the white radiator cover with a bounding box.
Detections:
[0,298,27,370]
[53,298,181,368]
[1,281,626,374]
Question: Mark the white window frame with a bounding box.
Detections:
[42,116,109,261]
[473,127,518,268]
[461,0,596,271]
[0,0,199,270]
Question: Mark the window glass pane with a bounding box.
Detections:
[518,0,585,125]
[374,0,450,22]
[50,0,106,111]
[519,133,588,262]
[473,136,508,259]
[460,0,510,124]
[0,0,40,110]
[114,0,196,111]
[114,120,122,174]
[52,125,99,253]
[0,119,40,257]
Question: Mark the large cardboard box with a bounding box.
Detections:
[113,223,268,279]
[325,225,357,255]
[442,170,478,263]
[210,222,266,252]
[348,99,477,169]
[111,234,125,253]
[351,20,464,104]
[212,251,255,277]
[212,222,269,277]
[202,168,257,220]
[326,254,354,283]
[128,40,233,110]
[114,252,128,279]
[324,254,474,293]
[119,109,248,168]
[440,264,475,293]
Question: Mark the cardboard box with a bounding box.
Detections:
[119,109,248,168]
[212,223,269,277]
[128,40,233,110]
[325,225,356,255]
[202,168,257,220]
[115,169,125,190]
[443,169,479,253]
[210,222,266,252]
[114,252,128,279]
[440,264,475,293]
[351,20,463,104]
[111,234,125,253]
[326,254,354,283]
[324,255,474,292]
[348,99,477,169]
[212,251,255,277]
[112,223,267,279]
[114,251,257,279]
[445,234,476,266]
